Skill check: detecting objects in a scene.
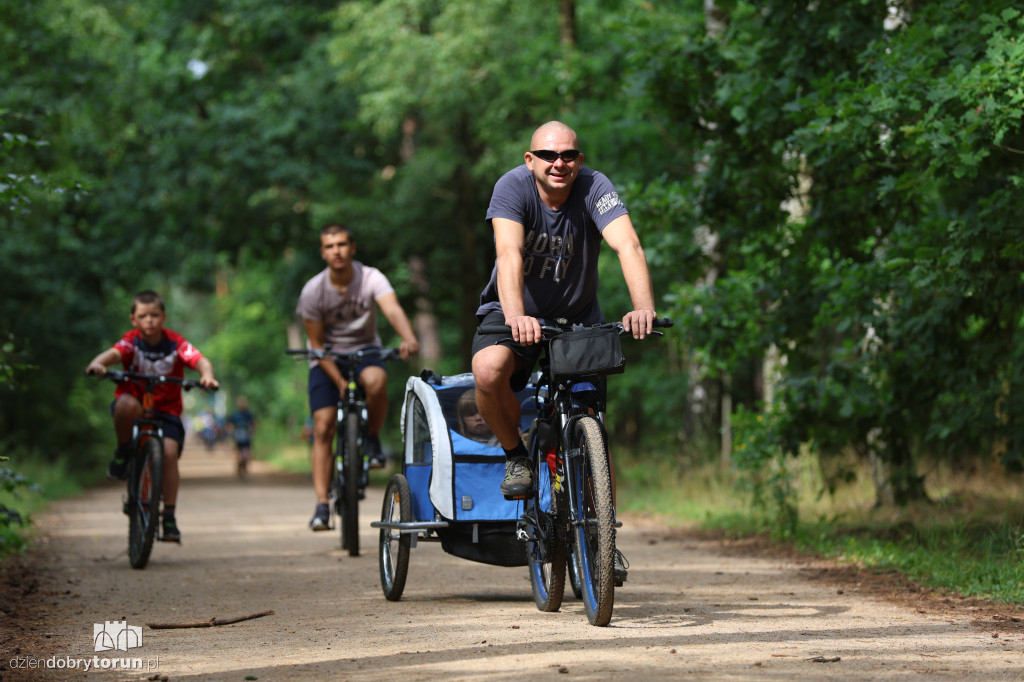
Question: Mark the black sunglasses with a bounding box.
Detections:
[530,149,581,163]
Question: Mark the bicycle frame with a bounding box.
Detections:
[336,379,369,483]
[129,385,164,531]
[483,318,672,626]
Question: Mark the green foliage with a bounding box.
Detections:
[10,0,1020,561]
[640,0,1024,523]
[0,340,40,554]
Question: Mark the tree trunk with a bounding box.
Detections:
[408,256,441,368]
[720,375,732,466]
[559,0,576,47]
[455,117,486,368]
[704,0,727,38]
[867,426,929,507]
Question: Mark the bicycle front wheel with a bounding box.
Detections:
[571,416,615,625]
[128,437,163,569]
[342,411,361,557]
[379,474,411,601]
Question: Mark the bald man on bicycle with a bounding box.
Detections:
[471,121,658,499]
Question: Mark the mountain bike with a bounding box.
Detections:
[89,369,215,569]
[481,318,673,625]
[287,346,402,557]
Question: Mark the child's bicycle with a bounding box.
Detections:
[89,369,215,569]
[482,317,674,625]
[286,346,402,557]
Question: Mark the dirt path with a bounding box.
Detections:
[3,447,1023,681]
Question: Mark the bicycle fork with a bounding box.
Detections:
[123,421,163,516]
[335,401,370,491]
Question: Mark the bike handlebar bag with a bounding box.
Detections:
[549,327,626,378]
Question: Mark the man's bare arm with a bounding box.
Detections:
[602,214,657,338]
[376,292,420,360]
[492,216,541,344]
[302,318,347,389]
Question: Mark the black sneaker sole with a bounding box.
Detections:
[500,483,532,500]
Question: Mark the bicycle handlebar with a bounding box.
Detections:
[285,347,403,363]
[86,369,216,392]
[478,318,674,337]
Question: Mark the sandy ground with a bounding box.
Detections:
[2,446,1023,681]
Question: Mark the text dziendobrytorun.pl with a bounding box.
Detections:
[8,655,160,672]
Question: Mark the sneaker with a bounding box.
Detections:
[500,456,533,498]
[366,436,386,469]
[106,451,129,481]
[161,517,181,543]
[613,549,629,586]
[309,503,330,531]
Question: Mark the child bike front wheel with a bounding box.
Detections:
[128,437,163,569]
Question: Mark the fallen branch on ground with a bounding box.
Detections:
[146,610,274,629]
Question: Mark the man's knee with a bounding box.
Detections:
[472,347,515,392]
[360,366,387,394]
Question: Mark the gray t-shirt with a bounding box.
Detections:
[295,262,394,358]
[477,164,628,324]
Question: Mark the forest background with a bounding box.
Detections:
[2,0,1023,599]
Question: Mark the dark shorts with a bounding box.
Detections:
[471,310,544,392]
[470,310,608,399]
[308,351,388,413]
[109,400,186,452]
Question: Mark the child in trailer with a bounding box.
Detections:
[455,388,501,447]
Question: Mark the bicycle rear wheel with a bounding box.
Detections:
[527,445,567,612]
[128,437,163,569]
[567,542,583,599]
[571,416,615,625]
[379,474,411,601]
[342,411,361,557]
[527,487,567,611]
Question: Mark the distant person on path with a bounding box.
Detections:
[470,121,659,582]
[84,290,219,543]
[228,396,257,478]
[296,223,420,531]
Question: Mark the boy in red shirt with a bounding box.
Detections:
[85,290,219,542]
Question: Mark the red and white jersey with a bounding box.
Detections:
[113,328,204,416]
